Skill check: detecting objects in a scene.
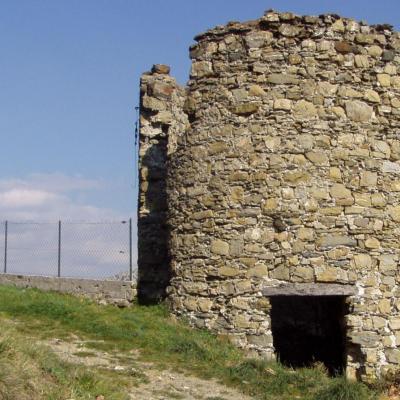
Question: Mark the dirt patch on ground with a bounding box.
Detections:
[43,338,253,400]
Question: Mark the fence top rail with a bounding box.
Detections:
[1,220,133,225]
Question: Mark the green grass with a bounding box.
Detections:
[0,285,379,400]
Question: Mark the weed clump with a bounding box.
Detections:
[313,378,376,400]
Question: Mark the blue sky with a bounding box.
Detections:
[0,0,399,223]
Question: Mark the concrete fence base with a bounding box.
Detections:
[0,274,137,307]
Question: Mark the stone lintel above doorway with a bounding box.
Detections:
[262,283,357,297]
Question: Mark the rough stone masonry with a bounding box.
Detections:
[138,10,400,380]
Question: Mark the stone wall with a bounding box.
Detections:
[138,65,188,303]
[0,274,136,306]
[139,10,400,380]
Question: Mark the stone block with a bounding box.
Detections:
[297,227,314,241]
[364,89,381,103]
[279,24,301,37]
[386,349,400,364]
[297,134,314,150]
[306,151,329,165]
[315,267,339,282]
[317,235,357,249]
[231,103,260,115]
[293,100,318,120]
[379,255,397,275]
[368,45,383,57]
[330,183,352,199]
[210,239,230,256]
[317,82,338,96]
[353,254,372,269]
[245,31,273,48]
[270,265,290,280]
[191,210,214,220]
[267,73,299,85]
[191,61,213,77]
[198,298,213,312]
[371,193,386,207]
[379,299,392,314]
[218,266,240,277]
[288,54,302,64]
[229,238,244,257]
[283,171,310,184]
[389,317,400,330]
[335,41,353,54]
[350,332,380,347]
[209,141,228,155]
[292,266,314,281]
[247,334,273,347]
[382,161,400,174]
[232,315,254,329]
[377,74,391,87]
[345,100,373,122]
[183,297,198,311]
[273,98,292,110]
[332,19,345,32]
[142,95,165,111]
[360,171,377,187]
[389,206,400,222]
[150,81,175,99]
[152,64,170,74]
[247,264,269,278]
[365,238,380,249]
[248,85,266,97]
[354,55,370,68]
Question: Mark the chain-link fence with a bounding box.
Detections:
[0,220,136,280]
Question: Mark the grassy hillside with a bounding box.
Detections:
[0,285,380,399]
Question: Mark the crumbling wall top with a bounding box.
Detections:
[193,9,395,44]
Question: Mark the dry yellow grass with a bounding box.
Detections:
[0,319,131,400]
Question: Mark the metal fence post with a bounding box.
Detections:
[129,218,133,281]
[58,220,61,277]
[4,221,7,274]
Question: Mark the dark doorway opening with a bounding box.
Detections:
[270,295,348,375]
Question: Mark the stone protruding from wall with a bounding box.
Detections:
[138,65,188,303]
[161,10,400,380]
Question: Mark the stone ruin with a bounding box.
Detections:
[138,9,400,380]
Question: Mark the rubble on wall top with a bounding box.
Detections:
[193,9,396,43]
[151,64,171,75]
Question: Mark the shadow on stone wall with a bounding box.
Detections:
[347,342,367,380]
[137,134,171,304]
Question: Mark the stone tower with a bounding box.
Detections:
[139,10,400,380]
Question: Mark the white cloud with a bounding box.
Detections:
[0,173,102,193]
[0,189,60,208]
[0,173,124,221]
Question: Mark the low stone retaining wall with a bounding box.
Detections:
[0,274,137,307]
